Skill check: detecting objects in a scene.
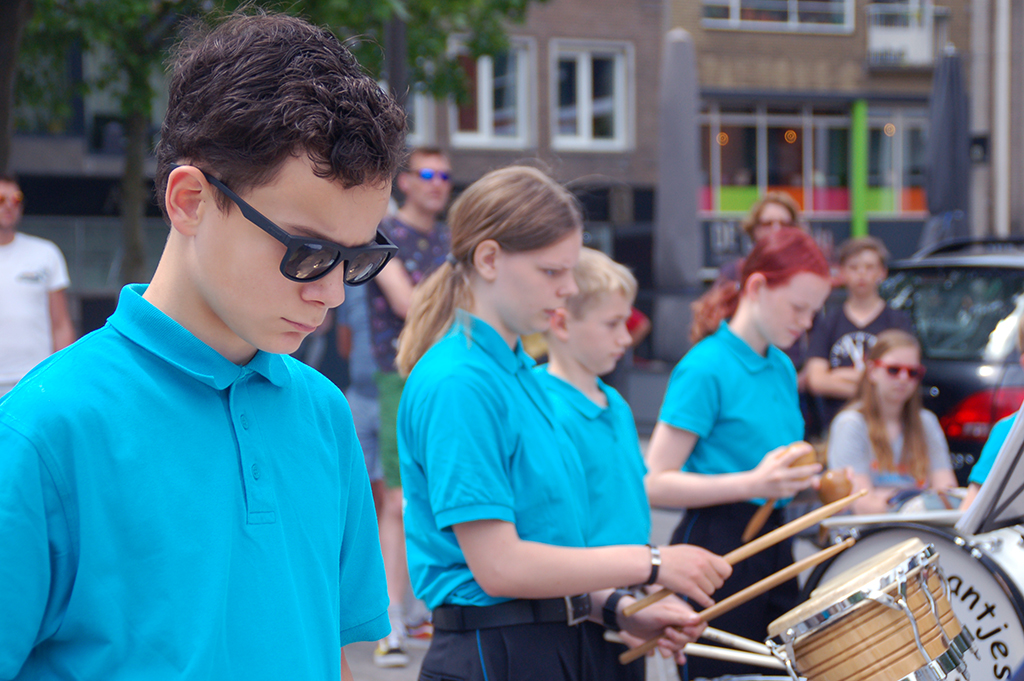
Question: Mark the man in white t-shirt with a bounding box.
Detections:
[0,173,75,396]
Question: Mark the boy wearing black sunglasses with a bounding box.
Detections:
[0,12,405,681]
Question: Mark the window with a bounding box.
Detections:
[868,109,928,214]
[449,40,533,149]
[551,41,632,151]
[702,0,853,33]
[404,91,434,147]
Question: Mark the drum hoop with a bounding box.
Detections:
[773,544,938,643]
[803,523,1024,638]
[769,625,974,681]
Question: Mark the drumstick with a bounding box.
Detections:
[605,633,783,669]
[741,503,776,543]
[700,626,773,656]
[681,643,786,670]
[622,489,866,617]
[618,537,855,665]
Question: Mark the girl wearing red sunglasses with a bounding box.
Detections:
[826,329,957,513]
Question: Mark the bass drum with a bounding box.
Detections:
[804,524,1024,681]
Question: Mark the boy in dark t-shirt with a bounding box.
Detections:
[806,237,913,434]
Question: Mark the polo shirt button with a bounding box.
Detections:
[240,414,249,430]
[251,463,261,480]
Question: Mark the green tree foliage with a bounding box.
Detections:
[12,0,542,283]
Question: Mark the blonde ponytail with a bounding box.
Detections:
[396,262,473,376]
[394,165,582,376]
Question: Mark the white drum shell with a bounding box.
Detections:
[808,524,1024,681]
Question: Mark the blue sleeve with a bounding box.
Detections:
[418,375,517,531]
[969,415,1015,485]
[336,402,390,646]
[0,420,71,677]
[657,351,720,438]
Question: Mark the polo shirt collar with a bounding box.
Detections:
[540,367,606,420]
[109,284,291,390]
[451,310,535,374]
[716,320,782,373]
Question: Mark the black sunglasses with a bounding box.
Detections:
[172,164,398,284]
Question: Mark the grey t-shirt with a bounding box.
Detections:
[827,407,952,488]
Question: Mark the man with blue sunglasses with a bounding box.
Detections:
[0,12,405,681]
[366,146,452,667]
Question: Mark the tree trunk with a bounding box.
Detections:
[0,0,33,172]
[120,109,148,284]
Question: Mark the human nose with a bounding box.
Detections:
[300,263,347,309]
[617,324,633,347]
[559,274,579,299]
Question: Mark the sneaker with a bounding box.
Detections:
[406,619,434,641]
[373,639,410,668]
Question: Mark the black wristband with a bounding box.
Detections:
[603,588,631,631]
[645,544,662,586]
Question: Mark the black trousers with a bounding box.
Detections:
[581,621,645,681]
[419,621,586,681]
[418,620,646,681]
[670,502,798,681]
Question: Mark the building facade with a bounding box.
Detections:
[673,0,972,264]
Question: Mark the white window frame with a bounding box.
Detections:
[405,90,435,148]
[701,0,855,34]
[448,37,535,150]
[549,40,634,152]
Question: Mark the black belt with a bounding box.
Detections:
[432,594,592,631]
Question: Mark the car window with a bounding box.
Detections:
[882,268,1024,361]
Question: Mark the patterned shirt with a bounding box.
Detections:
[367,215,450,372]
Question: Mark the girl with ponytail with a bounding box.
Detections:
[396,166,731,681]
[645,228,831,680]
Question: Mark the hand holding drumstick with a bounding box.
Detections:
[741,441,820,543]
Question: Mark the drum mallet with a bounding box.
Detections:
[742,444,819,543]
[623,489,867,618]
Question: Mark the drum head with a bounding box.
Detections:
[804,524,1024,681]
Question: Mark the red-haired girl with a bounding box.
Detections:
[645,228,831,679]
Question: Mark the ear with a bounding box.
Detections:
[472,239,501,282]
[548,308,571,342]
[165,165,209,237]
[743,271,768,298]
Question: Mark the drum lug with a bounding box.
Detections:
[767,638,801,681]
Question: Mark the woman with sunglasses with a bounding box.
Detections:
[827,329,956,515]
[395,165,732,681]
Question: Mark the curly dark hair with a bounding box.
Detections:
[155,11,407,218]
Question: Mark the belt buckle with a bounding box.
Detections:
[564,594,590,626]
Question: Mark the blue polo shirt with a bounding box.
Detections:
[399,312,590,610]
[969,414,1017,486]
[0,285,388,681]
[658,321,803,506]
[534,368,651,546]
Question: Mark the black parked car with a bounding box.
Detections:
[881,238,1024,486]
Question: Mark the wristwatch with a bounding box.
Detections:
[645,544,662,585]
[603,588,632,631]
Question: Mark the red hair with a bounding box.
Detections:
[691,229,830,343]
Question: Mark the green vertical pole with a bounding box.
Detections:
[850,99,869,238]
